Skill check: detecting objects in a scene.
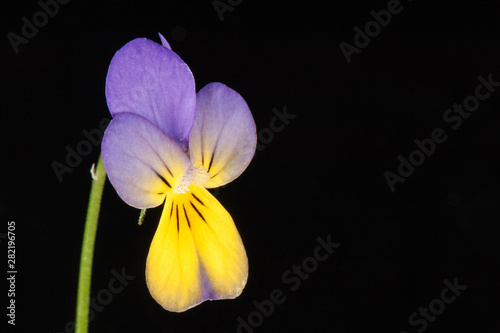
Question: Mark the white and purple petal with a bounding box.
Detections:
[102,113,191,209]
[105,37,196,151]
[189,83,257,188]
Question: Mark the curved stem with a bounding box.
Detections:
[75,155,106,333]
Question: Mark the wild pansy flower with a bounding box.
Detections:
[102,34,256,312]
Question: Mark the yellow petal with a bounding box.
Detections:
[146,185,248,312]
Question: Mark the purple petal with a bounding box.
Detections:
[102,113,191,209]
[105,38,196,151]
[189,83,257,188]
[158,33,171,50]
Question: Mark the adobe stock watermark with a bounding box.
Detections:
[384,73,499,192]
[7,0,70,54]
[227,235,341,333]
[256,105,296,151]
[212,0,243,22]
[51,267,135,333]
[339,0,413,64]
[211,105,295,198]
[52,118,110,183]
[400,277,467,333]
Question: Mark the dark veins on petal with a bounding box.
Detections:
[207,151,215,173]
[183,205,191,229]
[176,205,179,232]
[189,200,207,224]
[191,193,205,206]
[153,169,171,188]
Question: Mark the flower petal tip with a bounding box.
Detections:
[158,33,171,50]
[105,37,196,149]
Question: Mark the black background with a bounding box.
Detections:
[2,0,500,332]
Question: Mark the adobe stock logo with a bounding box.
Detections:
[256,105,296,151]
[212,0,243,22]
[227,235,341,333]
[339,0,410,64]
[52,118,110,182]
[384,73,499,192]
[400,277,467,333]
[211,105,295,198]
[51,267,135,333]
[7,0,70,54]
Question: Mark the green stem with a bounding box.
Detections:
[75,155,106,333]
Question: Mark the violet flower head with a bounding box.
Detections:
[102,34,256,312]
